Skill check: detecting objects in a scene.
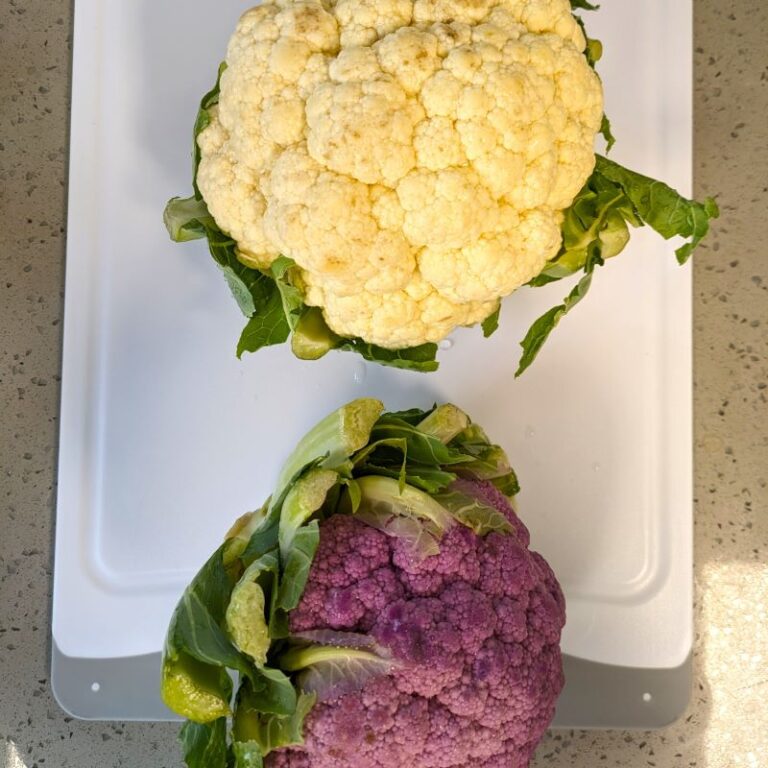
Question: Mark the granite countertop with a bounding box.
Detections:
[1,1,766,766]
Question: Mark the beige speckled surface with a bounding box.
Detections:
[1,1,766,766]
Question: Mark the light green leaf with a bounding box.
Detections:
[161,652,232,723]
[291,307,340,360]
[416,404,470,444]
[231,741,264,768]
[280,644,396,701]
[220,267,257,317]
[271,399,383,511]
[449,429,519,494]
[434,489,514,536]
[270,257,305,331]
[164,196,215,242]
[353,475,455,558]
[343,478,362,513]
[226,551,279,666]
[278,469,338,559]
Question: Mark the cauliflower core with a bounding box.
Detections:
[197,0,604,348]
[267,479,566,768]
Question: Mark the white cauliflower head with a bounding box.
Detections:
[196,0,604,349]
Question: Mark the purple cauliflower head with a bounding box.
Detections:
[268,479,565,768]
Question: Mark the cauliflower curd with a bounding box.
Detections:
[196,0,604,348]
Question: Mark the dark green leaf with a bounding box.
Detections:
[339,339,439,372]
[165,545,244,672]
[237,287,291,358]
[240,509,280,566]
[351,437,409,490]
[286,307,440,372]
[600,114,616,152]
[570,0,599,9]
[381,407,434,425]
[234,681,315,757]
[481,306,500,338]
[519,152,717,375]
[162,545,257,725]
[371,418,474,467]
[277,522,319,612]
[250,666,297,716]
[516,268,594,376]
[449,425,520,494]
[594,155,719,264]
[180,718,228,768]
[351,437,408,467]
[268,608,290,641]
[363,463,457,494]
[176,586,250,672]
[405,466,457,493]
[200,223,278,320]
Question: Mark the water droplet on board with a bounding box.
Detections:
[592,462,601,472]
[353,361,367,384]
[439,338,454,350]
[525,426,535,439]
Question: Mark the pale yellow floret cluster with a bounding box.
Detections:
[197,0,604,348]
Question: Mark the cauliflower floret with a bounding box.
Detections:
[267,478,565,768]
[197,0,603,348]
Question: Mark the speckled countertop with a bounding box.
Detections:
[1,1,766,766]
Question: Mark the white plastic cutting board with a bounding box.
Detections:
[54,0,693,717]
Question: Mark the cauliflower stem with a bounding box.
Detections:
[161,401,549,768]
